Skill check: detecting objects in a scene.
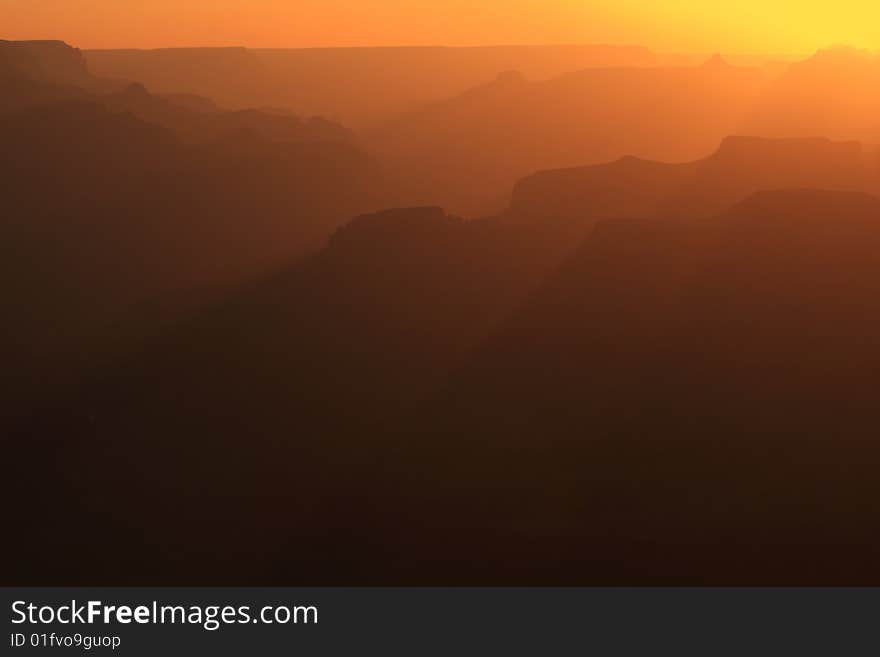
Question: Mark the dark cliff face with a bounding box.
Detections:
[0,39,92,85]
[63,203,575,430]
[0,40,98,112]
[0,40,385,414]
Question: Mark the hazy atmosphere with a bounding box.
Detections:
[3,1,880,586]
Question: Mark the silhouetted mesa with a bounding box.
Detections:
[506,136,873,234]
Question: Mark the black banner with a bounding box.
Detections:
[2,588,878,655]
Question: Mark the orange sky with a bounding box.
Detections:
[2,0,879,53]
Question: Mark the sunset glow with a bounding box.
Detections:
[6,0,880,592]
[2,0,879,53]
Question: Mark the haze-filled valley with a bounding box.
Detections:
[4,34,880,584]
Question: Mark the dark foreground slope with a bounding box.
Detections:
[4,205,573,583]
[418,189,880,583]
[10,184,880,584]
